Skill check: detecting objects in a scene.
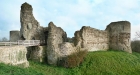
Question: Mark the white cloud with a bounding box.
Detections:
[53,16,80,37]
[48,0,91,18]
[131,24,140,40]
[110,0,139,15]
[92,0,104,6]
[0,0,140,39]
[116,0,138,9]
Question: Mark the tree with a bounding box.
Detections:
[131,31,140,52]
[136,31,140,38]
[131,40,140,52]
[1,37,8,42]
[67,37,74,43]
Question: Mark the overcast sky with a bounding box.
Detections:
[0,0,140,40]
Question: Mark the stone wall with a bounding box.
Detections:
[74,26,109,51]
[74,21,132,53]
[10,30,20,42]
[105,21,132,53]
[27,46,47,62]
[0,46,29,67]
[58,42,77,58]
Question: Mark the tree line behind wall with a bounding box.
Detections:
[131,31,140,52]
[0,37,9,42]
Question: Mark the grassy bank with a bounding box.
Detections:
[1,51,140,75]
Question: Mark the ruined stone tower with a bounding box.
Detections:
[105,21,132,53]
[20,2,47,44]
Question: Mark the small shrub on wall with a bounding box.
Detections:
[57,50,88,68]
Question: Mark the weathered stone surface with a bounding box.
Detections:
[74,31,82,47]
[10,30,20,42]
[74,21,132,53]
[20,2,48,44]
[105,21,132,53]
[58,42,77,58]
[0,46,29,67]
[27,46,47,62]
[10,2,133,67]
[47,22,67,65]
[74,26,109,51]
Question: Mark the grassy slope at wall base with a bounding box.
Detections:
[1,51,140,75]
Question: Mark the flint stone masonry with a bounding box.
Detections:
[74,21,132,53]
[47,22,67,65]
[20,2,48,44]
[0,46,29,67]
[27,46,47,62]
[105,21,132,53]
[8,2,132,67]
[10,30,20,42]
[74,26,109,51]
[58,42,77,57]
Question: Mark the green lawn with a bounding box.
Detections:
[1,51,140,75]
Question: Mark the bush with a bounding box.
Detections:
[131,40,140,52]
[58,50,88,68]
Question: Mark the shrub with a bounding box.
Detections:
[58,50,88,68]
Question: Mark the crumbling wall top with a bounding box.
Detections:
[21,2,32,11]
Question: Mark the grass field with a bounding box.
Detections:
[1,51,140,75]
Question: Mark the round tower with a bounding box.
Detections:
[105,21,132,53]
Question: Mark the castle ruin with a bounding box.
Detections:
[1,2,132,67]
[74,21,131,53]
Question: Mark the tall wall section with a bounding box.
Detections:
[105,21,132,53]
[74,26,109,51]
[47,22,67,65]
[20,2,47,44]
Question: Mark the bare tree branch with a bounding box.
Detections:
[2,37,8,42]
[136,31,140,38]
